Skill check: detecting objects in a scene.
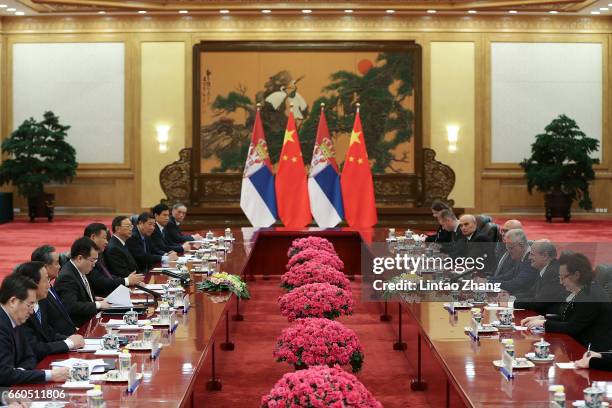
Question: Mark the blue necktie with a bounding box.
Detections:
[35,308,42,324]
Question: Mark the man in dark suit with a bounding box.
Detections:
[151,203,190,255]
[165,203,203,245]
[105,216,140,279]
[31,245,77,336]
[0,274,69,386]
[54,237,111,327]
[85,222,144,297]
[127,212,178,273]
[438,209,463,254]
[451,214,495,274]
[488,229,538,294]
[515,240,568,314]
[14,262,85,361]
[492,219,523,277]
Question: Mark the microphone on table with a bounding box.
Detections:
[135,284,162,300]
[161,269,192,286]
[449,269,477,283]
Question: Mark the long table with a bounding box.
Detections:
[12,229,253,407]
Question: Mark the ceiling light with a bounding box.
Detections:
[179,10,188,14]
[0,4,8,8]
[591,10,601,14]
[427,10,437,14]
[98,11,106,14]
[302,9,312,14]
[7,7,15,12]
[600,7,609,11]
[549,10,558,14]
[344,9,353,13]
[15,11,24,15]
[219,9,230,14]
[468,10,477,14]
[508,10,518,14]
[138,10,147,14]
[386,9,395,14]
[261,9,271,14]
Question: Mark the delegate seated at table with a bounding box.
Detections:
[521,251,612,351]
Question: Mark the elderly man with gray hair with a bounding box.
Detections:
[514,239,568,314]
[488,229,538,294]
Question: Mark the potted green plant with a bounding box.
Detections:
[0,111,77,222]
[520,114,599,222]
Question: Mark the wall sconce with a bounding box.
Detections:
[156,124,170,153]
[446,125,459,153]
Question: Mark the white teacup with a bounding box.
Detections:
[533,339,550,359]
[123,309,138,326]
[102,333,119,350]
[497,309,514,326]
[584,386,604,408]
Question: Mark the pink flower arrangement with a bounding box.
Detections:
[287,236,336,258]
[261,365,382,408]
[278,282,354,321]
[281,261,351,291]
[286,249,344,271]
[273,318,364,372]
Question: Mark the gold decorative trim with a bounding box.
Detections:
[2,15,612,35]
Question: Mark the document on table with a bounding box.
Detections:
[76,339,102,352]
[556,362,576,369]
[106,285,133,307]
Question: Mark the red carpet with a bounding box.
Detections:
[199,277,431,408]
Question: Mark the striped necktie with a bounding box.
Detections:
[35,308,42,324]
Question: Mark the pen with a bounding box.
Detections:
[587,343,591,357]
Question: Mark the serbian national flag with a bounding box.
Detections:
[308,106,344,228]
[240,108,278,227]
[341,108,378,228]
[275,111,311,227]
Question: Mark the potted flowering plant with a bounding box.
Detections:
[287,249,344,271]
[261,366,383,408]
[278,282,354,322]
[287,236,336,258]
[197,272,250,300]
[281,261,351,291]
[274,318,364,372]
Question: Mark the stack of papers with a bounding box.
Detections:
[76,338,103,353]
[106,285,133,307]
[51,358,107,374]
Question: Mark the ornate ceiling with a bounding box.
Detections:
[15,0,602,14]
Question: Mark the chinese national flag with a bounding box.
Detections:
[275,112,311,227]
[341,110,378,228]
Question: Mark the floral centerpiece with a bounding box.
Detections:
[287,236,336,258]
[261,365,382,408]
[286,249,344,272]
[281,261,351,291]
[196,272,250,299]
[273,318,364,372]
[278,282,353,322]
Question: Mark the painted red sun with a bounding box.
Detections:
[357,59,373,75]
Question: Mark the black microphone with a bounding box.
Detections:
[134,284,162,299]
[161,269,191,286]
[449,269,476,283]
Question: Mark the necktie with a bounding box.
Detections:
[35,308,42,324]
[494,252,509,277]
[142,236,147,253]
[99,261,113,279]
[81,274,94,302]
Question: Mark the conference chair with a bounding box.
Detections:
[595,264,612,301]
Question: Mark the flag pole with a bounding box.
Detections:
[356,102,360,113]
[320,102,325,112]
[256,102,261,111]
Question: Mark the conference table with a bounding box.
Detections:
[10,227,612,407]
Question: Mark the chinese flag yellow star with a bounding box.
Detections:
[349,156,355,162]
[349,129,361,146]
[283,155,288,161]
[291,157,297,163]
[283,129,295,145]
[358,158,363,164]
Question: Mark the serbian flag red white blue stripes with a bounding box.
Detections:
[240,107,278,227]
[308,105,344,228]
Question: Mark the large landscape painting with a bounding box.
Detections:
[196,42,420,176]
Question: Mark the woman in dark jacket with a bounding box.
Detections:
[521,251,612,352]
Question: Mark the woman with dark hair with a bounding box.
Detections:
[521,251,612,351]
[425,200,453,243]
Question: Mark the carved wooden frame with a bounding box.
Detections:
[190,40,423,207]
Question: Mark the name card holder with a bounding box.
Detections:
[500,349,514,380]
[169,312,179,333]
[448,301,455,315]
[150,340,161,360]
[127,363,141,393]
[183,294,191,313]
[469,318,480,341]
